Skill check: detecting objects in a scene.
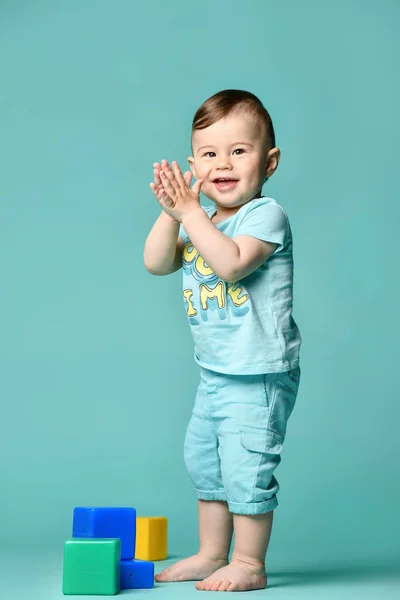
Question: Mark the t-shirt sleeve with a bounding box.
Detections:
[234,200,288,253]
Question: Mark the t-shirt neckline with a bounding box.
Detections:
[208,196,266,225]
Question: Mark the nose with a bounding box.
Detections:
[216,156,232,170]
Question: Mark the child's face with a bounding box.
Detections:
[188,113,279,214]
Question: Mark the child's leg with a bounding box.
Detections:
[232,511,273,566]
[198,499,233,560]
[155,500,233,582]
[196,511,272,591]
[156,368,232,582]
[195,368,300,591]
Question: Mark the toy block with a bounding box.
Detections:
[72,506,136,560]
[120,559,154,589]
[135,516,168,561]
[62,538,120,595]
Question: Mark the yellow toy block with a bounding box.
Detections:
[135,517,168,561]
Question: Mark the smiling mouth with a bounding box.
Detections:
[213,178,239,191]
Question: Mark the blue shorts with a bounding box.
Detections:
[184,366,301,515]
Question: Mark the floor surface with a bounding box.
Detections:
[2,552,400,598]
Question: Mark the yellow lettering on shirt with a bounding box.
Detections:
[200,282,226,310]
[183,243,197,263]
[183,242,249,316]
[227,283,249,306]
[183,289,198,316]
[195,255,213,277]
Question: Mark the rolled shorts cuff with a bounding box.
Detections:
[195,488,227,502]
[227,496,278,515]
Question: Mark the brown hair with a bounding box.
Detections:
[191,89,275,151]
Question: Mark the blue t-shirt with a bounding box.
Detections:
[178,196,302,375]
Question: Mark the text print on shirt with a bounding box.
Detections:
[182,242,250,323]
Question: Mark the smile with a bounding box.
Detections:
[213,179,239,191]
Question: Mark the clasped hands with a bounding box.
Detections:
[150,159,205,223]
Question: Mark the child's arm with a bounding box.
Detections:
[182,208,277,282]
[143,211,184,275]
[144,161,187,276]
[156,161,282,282]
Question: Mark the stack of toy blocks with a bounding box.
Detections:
[62,507,168,595]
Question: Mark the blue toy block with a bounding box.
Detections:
[120,559,154,589]
[72,507,136,560]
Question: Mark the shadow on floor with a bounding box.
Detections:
[268,561,400,589]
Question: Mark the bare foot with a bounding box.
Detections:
[155,553,228,583]
[195,557,267,592]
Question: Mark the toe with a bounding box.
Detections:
[155,567,174,582]
[204,577,214,591]
[195,581,204,590]
[219,580,231,591]
[202,578,212,591]
[210,579,222,591]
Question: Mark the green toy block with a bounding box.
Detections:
[63,538,121,595]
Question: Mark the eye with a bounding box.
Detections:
[233,148,245,155]
[204,151,216,157]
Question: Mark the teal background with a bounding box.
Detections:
[1,0,399,597]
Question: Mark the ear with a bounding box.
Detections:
[187,156,197,179]
[265,147,281,179]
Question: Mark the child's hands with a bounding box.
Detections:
[150,160,204,223]
[150,161,188,221]
[149,162,172,205]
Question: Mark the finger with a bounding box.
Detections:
[153,165,162,187]
[150,182,163,200]
[192,178,204,196]
[171,161,186,190]
[150,178,165,194]
[166,162,182,193]
[159,169,172,195]
[183,170,193,188]
[159,166,177,195]
[160,161,175,182]
[154,168,161,185]
[157,188,167,201]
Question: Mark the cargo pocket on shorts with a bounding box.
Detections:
[238,428,283,502]
[239,428,283,455]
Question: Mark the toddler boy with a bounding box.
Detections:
[144,89,301,592]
